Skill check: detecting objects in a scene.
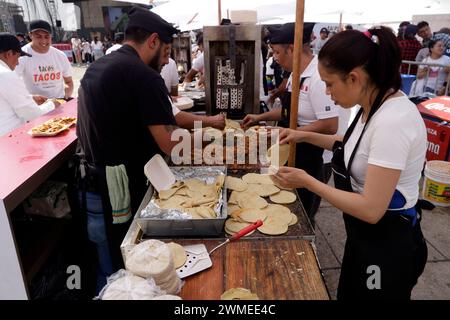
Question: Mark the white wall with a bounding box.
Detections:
[413,14,450,33]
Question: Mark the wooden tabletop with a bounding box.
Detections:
[177,238,329,300]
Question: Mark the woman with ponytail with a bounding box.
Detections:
[271,27,428,300]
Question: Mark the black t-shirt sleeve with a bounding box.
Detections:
[133,67,177,127]
[282,70,291,79]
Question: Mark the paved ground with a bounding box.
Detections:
[71,65,450,300]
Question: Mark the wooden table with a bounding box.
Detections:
[121,139,324,300]
[178,239,329,300]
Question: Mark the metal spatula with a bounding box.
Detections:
[176,220,263,279]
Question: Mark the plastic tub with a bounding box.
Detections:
[422,160,450,207]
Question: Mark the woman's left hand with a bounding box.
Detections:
[270,166,312,189]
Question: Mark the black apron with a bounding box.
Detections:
[332,107,428,300]
[279,78,324,223]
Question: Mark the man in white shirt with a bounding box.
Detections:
[0,33,59,136]
[183,34,204,86]
[311,27,329,52]
[105,32,124,55]
[243,23,338,226]
[15,20,73,99]
[160,57,179,96]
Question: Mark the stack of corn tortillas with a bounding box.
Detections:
[225,173,298,236]
[155,175,225,219]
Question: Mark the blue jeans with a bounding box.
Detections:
[79,191,113,294]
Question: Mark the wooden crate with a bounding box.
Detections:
[204,25,261,118]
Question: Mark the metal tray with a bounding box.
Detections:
[136,166,227,237]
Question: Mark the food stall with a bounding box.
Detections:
[0,99,328,300]
[120,122,327,300]
[0,99,78,299]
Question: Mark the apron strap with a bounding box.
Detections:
[345,89,395,172]
[281,77,309,124]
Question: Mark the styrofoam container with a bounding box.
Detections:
[144,154,176,193]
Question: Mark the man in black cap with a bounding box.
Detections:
[105,32,125,55]
[312,27,329,51]
[0,33,60,136]
[15,19,73,99]
[243,22,339,227]
[75,6,189,293]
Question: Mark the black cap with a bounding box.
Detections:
[399,21,411,28]
[114,32,124,42]
[29,20,52,34]
[405,24,418,36]
[0,33,32,57]
[320,27,329,34]
[269,22,315,45]
[126,6,178,43]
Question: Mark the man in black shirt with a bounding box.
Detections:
[76,6,182,293]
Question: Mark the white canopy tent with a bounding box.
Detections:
[145,0,450,31]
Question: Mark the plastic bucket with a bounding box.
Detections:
[422,160,450,207]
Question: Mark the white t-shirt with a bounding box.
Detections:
[266,57,274,76]
[192,52,204,73]
[160,58,179,92]
[286,55,339,126]
[71,38,81,51]
[105,44,122,55]
[344,94,427,210]
[0,60,54,136]
[16,44,72,99]
[91,41,104,51]
[311,38,328,51]
[81,41,92,54]
[420,55,450,90]
[323,106,353,164]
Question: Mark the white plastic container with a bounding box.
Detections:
[422,160,450,207]
[144,154,175,192]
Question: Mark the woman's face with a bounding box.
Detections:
[430,41,445,57]
[318,62,359,108]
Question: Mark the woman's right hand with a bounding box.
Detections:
[279,128,308,145]
[242,114,259,129]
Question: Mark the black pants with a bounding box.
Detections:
[337,213,428,300]
[295,142,324,228]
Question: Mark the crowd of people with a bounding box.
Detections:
[69,33,126,65]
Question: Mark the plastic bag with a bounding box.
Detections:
[96,269,166,300]
[23,181,71,218]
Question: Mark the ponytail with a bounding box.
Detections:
[319,26,402,114]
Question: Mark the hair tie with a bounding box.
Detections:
[363,30,379,45]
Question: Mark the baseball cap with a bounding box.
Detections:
[29,20,52,34]
[268,22,315,45]
[0,33,32,57]
[405,24,418,36]
[114,32,124,42]
[320,27,329,34]
[125,6,178,43]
